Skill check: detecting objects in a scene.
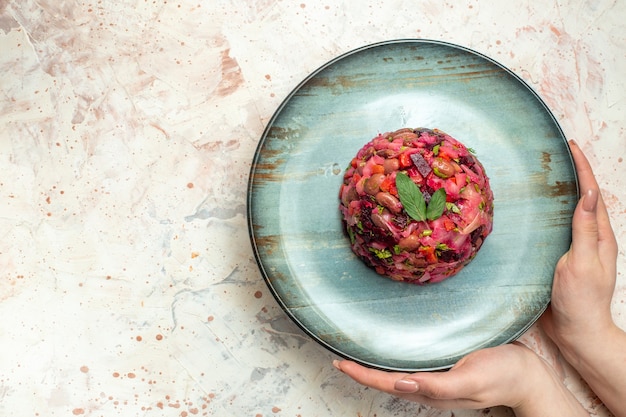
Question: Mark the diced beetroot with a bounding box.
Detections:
[410,152,432,177]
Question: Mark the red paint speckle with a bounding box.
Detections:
[112,372,120,377]
[127,372,136,378]
[187,182,194,188]
[136,335,142,342]
[254,291,262,299]
[72,409,84,415]
[207,316,214,322]
[156,334,163,341]
[80,366,89,373]
[272,406,282,413]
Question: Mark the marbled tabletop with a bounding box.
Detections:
[0,1,624,416]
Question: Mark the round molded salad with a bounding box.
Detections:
[339,128,494,284]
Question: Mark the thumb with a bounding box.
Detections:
[570,188,599,259]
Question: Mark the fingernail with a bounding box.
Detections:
[332,360,342,372]
[568,139,578,148]
[394,379,419,393]
[582,188,598,212]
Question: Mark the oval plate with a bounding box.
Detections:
[247,39,577,371]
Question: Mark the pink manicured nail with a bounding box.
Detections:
[582,188,598,212]
[394,379,418,393]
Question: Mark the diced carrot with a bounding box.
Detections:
[379,176,392,191]
[380,176,398,196]
[371,164,385,174]
[419,246,438,263]
[379,176,391,191]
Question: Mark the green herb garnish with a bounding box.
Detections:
[427,188,447,220]
[396,172,426,222]
[396,172,447,222]
[446,202,461,214]
[369,247,393,260]
[347,227,356,244]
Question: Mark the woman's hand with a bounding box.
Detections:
[541,140,625,417]
[334,342,587,416]
[541,139,618,351]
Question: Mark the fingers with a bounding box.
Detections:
[334,359,474,400]
[570,188,600,258]
[334,359,467,399]
[567,140,615,258]
[334,344,530,410]
[400,370,465,400]
[569,140,599,195]
[333,359,469,409]
[568,140,599,259]
[333,360,408,394]
[568,140,613,231]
